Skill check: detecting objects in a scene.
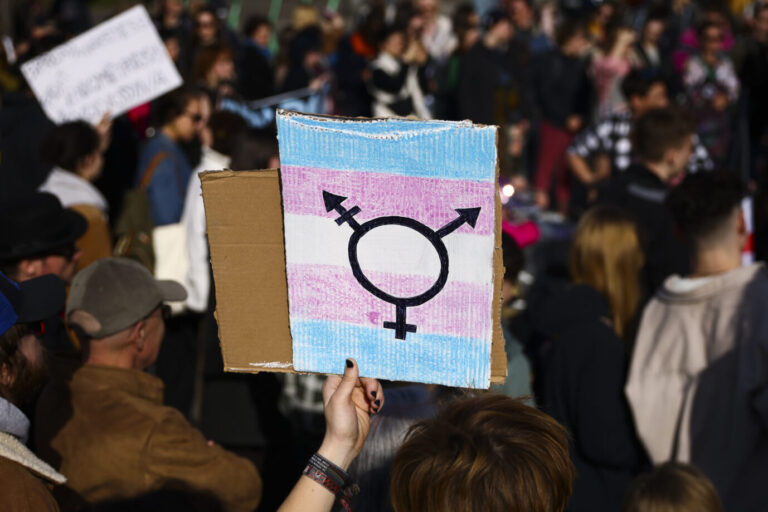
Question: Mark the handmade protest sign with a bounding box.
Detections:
[276,111,501,388]
[21,5,182,124]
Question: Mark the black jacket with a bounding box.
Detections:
[599,164,690,297]
[532,49,592,129]
[537,284,647,512]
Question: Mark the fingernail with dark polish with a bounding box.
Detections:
[374,399,381,407]
[346,359,353,368]
[371,390,377,398]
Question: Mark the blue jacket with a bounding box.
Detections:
[135,133,193,226]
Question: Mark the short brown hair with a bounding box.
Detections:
[623,462,723,512]
[390,394,575,512]
[632,107,694,163]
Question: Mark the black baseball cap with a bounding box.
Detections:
[0,192,87,261]
[0,273,66,336]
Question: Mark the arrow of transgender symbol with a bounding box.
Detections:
[322,190,481,340]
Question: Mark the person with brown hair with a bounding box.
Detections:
[390,394,575,512]
[623,462,723,512]
[536,205,647,511]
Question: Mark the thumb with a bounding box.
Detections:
[334,358,360,401]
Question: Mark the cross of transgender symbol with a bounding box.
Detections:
[322,190,481,340]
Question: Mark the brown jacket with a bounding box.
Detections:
[34,358,262,511]
[70,204,112,272]
[0,431,65,512]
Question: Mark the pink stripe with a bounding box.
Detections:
[286,264,494,339]
[281,165,495,236]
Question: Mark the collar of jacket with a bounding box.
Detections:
[53,356,164,405]
[0,396,29,443]
[0,431,66,484]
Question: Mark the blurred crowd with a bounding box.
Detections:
[1,0,768,511]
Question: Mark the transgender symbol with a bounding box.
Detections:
[323,190,481,340]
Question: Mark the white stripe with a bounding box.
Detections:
[283,213,494,285]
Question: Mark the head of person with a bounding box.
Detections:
[508,0,534,30]
[556,19,590,56]
[754,4,768,43]
[207,111,247,158]
[641,11,666,46]
[623,462,723,512]
[155,88,206,143]
[160,28,181,64]
[453,3,480,51]
[570,206,643,338]
[484,9,513,46]
[622,70,669,115]
[192,43,235,87]
[66,258,186,370]
[415,0,440,20]
[194,6,220,46]
[0,273,64,408]
[378,25,407,58]
[41,120,103,181]
[0,192,85,284]
[632,107,695,182]
[244,15,272,48]
[159,0,184,22]
[698,20,724,55]
[391,394,575,512]
[666,171,745,261]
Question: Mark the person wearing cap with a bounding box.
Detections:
[34,258,262,512]
[0,192,86,284]
[0,272,67,511]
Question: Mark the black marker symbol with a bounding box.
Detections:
[323,190,481,340]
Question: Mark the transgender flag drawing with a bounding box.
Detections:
[276,111,498,388]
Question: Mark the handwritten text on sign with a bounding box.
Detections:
[21,5,182,124]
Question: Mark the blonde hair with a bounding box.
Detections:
[570,206,643,338]
[622,462,723,512]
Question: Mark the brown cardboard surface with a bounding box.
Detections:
[203,168,507,383]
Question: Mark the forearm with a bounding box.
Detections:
[567,152,595,185]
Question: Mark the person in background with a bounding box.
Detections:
[683,21,740,164]
[416,0,457,62]
[0,273,66,512]
[135,88,205,226]
[531,20,592,211]
[740,3,768,184]
[538,206,647,511]
[191,43,237,103]
[238,16,275,101]
[0,192,85,285]
[34,258,263,512]
[626,171,768,511]
[181,111,247,313]
[591,24,636,117]
[369,24,431,118]
[154,0,191,75]
[630,9,667,73]
[508,0,553,54]
[599,107,695,297]
[39,119,112,271]
[281,24,328,93]
[623,462,723,512]
[390,394,575,512]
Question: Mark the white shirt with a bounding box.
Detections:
[39,167,108,214]
[180,146,231,312]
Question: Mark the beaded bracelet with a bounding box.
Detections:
[302,452,360,512]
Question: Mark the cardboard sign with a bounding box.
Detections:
[275,112,502,388]
[202,169,506,385]
[21,5,182,124]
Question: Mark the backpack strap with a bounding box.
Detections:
[138,151,170,191]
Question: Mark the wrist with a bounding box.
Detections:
[318,437,356,471]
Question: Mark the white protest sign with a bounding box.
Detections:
[21,5,182,124]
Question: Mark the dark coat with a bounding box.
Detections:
[599,164,690,297]
[537,284,647,512]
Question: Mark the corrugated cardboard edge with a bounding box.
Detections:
[201,168,297,374]
[490,127,507,384]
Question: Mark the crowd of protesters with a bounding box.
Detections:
[1,0,768,510]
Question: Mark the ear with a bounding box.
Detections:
[128,321,145,352]
[0,362,14,389]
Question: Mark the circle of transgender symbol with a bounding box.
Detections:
[322,190,481,341]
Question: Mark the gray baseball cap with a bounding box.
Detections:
[66,258,187,338]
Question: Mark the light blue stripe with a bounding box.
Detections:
[276,112,497,182]
[291,318,491,389]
